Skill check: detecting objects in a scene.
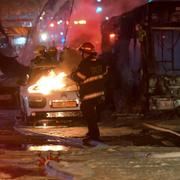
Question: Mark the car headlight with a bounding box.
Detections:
[28,96,46,108]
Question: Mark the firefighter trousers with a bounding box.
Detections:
[81,97,103,140]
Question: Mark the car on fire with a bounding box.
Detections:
[19,62,81,124]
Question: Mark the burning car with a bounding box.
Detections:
[19,63,81,124]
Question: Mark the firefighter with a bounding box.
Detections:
[47,46,58,62]
[72,42,108,144]
[31,45,48,66]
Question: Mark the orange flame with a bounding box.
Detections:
[28,70,67,95]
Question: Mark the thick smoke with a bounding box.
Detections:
[67,0,145,52]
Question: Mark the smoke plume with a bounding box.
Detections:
[67,0,146,52]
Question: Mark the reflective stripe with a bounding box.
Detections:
[83,67,108,84]
[77,72,86,80]
[83,74,104,84]
[83,91,104,100]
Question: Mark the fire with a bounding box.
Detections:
[28,70,67,95]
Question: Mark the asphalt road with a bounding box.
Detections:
[1,110,180,179]
[1,109,180,149]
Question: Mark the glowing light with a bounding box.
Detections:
[40,32,48,41]
[109,33,116,39]
[74,20,78,25]
[74,20,86,25]
[78,20,86,24]
[43,123,47,127]
[96,6,103,13]
[61,37,65,44]
[57,20,63,24]
[97,0,102,2]
[66,21,69,25]
[13,37,26,45]
[109,33,116,43]
[60,32,64,36]
[27,145,69,151]
[28,71,67,95]
[105,16,109,20]
[40,16,43,20]
[49,23,55,27]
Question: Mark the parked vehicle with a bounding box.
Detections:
[101,1,180,113]
[19,62,81,124]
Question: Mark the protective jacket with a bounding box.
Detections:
[73,54,108,101]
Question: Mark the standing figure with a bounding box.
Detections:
[47,46,59,62]
[72,42,108,144]
[31,45,48,65]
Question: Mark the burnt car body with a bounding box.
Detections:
[19,62,81,124]
[101,1,180,113]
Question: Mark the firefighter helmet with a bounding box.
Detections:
[79,42,95,54]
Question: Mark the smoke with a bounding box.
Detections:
[66,0,146,52]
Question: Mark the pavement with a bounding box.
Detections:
[1,144,180,179]
[1,110,180,179]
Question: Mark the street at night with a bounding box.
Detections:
[0,0,180,179]
[1,110,180,179]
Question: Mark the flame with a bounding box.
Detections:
[28,70,67,95]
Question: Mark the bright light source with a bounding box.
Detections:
[79,20,86,24]
[28,71,67,95]
[61,37,66,44]
[40,16,43,20]
[105,16,109,20]
[40,32,48,41]
[27,145,69,151]
[66,21,69,25]
[96,6,103,13]
[57,20,63,24]
[74,20,86,25]
[109,33,116,43]
[13,37,26,45]
[43,123,47,127]
[109,33,116,39]
[60,32,64,35]
[49,23,55,27]
[97,0,102,2]
[74,20,78,25]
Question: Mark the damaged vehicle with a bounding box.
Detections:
[19,61,81,125]
[101,1,180,114]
